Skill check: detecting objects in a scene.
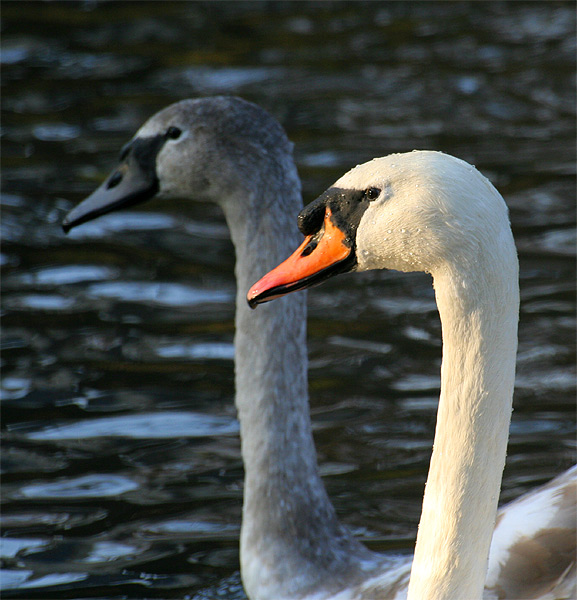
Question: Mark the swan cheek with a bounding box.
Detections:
[355,211,400,272]
[356,205,435,274]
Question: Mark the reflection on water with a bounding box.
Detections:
[24,411,239,440]
[2,571,89,593]
[2,2,575,598]
[17,474,140,500]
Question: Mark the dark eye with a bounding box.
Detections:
[166,126,182,140]
[365,187,380,201]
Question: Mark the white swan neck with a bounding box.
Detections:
[408,250,519,600]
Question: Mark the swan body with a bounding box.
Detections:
[63,97,576,600]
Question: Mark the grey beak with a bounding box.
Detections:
[62,165,158,233]
[62,134,167,233]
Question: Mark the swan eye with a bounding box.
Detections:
[166,126,182,140]
[365,187,381,201]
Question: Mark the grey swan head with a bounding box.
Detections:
[64,98,576,600]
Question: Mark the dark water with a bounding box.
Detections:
[1,2,575,598]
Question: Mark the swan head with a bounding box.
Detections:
[248,150,511,307]
[62,96,294,232]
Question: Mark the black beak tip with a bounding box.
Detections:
[247,296,259,310]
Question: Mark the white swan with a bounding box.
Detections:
[63,98,576,600]
[248,150,576,600]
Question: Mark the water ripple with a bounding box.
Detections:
[0,507,108,531]
[0,538,49,559]
[18,474,139,499]
[63,211,179,237]
[0,570,88,591]
[5,265,118,287]
[83,541,142,564]
[24,411,239,441]
[155,342,235,361]
[3,293,76,311]
[32,123,81,142]
[145,519,239,540]
[86,281,231,307]
[155,66,284,93]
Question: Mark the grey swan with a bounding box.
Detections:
[63,97,576,600]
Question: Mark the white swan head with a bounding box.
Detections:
[62,96,295,232]
[248,150,513,306]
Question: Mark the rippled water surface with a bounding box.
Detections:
[2,2,576,598]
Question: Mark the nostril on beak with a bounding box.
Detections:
[301,240,317,257]
[107,171,123,190]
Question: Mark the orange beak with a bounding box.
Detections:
[247,208,353,308]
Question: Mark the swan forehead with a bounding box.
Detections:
[137,113,183,141]
[137,118,169,138]
[336,151,467,189]
[340,151,506,217]
[334,156,398,191]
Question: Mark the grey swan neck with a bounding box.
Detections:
[408,240,519,599]
[221,170,373,599]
